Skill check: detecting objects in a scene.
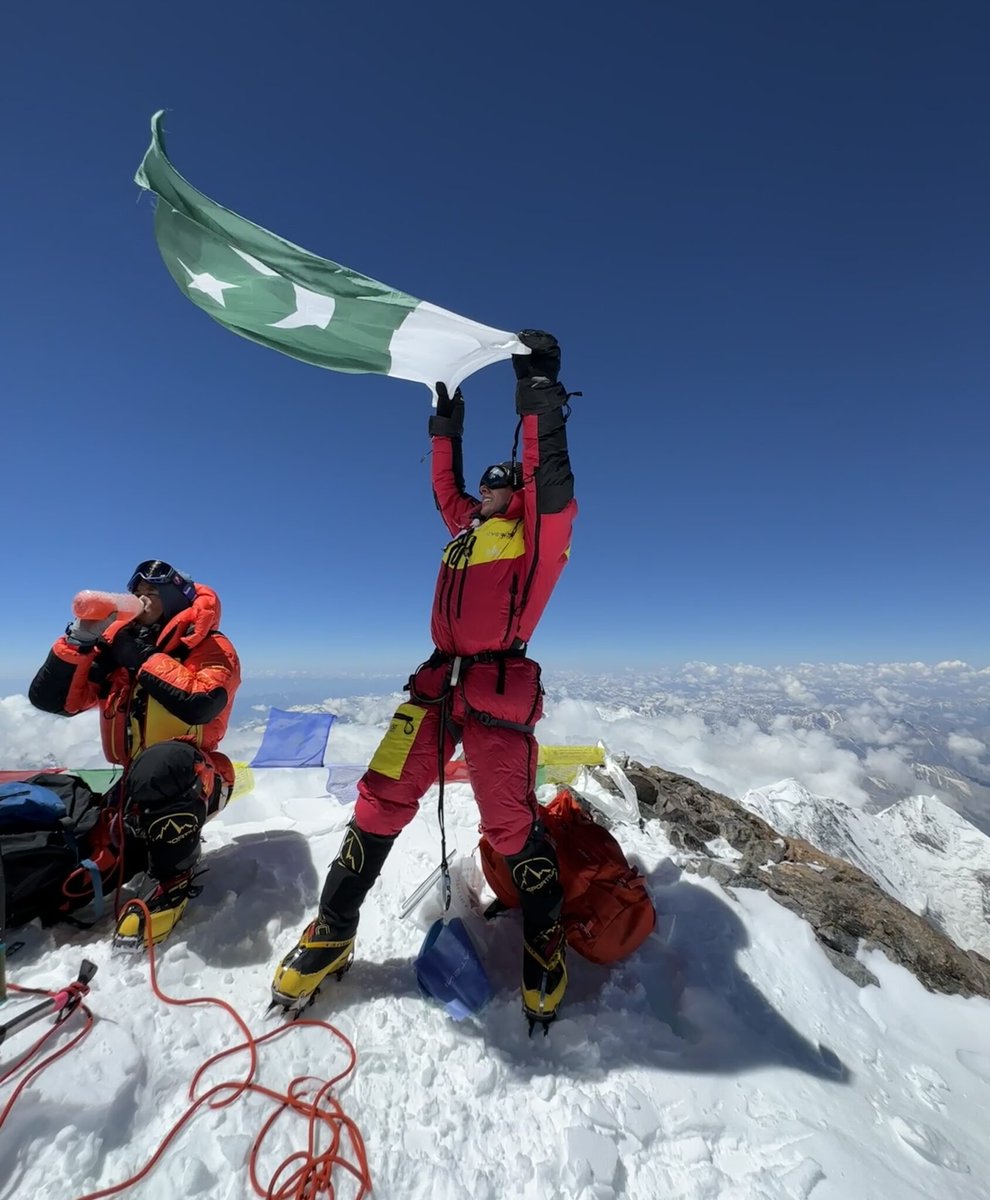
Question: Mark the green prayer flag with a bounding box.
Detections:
[135,111,526,390]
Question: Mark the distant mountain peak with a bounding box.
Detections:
[605,761,990,999]
[740,778,990,959]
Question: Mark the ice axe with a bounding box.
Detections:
[0,960,98,1046]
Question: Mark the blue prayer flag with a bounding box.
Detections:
[250,708,335,768]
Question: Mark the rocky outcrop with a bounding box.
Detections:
[613,761,990,1000]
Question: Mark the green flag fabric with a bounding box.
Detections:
[135,111,527,391]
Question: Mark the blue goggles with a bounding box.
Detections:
[127,560,194,599]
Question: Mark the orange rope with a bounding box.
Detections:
[74,900,371,1200]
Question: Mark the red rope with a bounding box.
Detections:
[73,900,372,1200]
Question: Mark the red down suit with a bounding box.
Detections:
[354,382,577,856]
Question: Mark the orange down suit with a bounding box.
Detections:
[29,584,240,793]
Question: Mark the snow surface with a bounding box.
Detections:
[2,697,990,1199]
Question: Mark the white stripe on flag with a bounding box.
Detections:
[387,301,528,391]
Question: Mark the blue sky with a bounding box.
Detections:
[2,0,988,689]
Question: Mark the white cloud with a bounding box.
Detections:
[0,694,107,770]
[841,702,911,748]
[5,658,988,824]
[778,674,819,705]
[862,745,917,791]
[948,732,985,764]
[539,701,876,808]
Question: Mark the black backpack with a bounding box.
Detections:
[0,773,106,928]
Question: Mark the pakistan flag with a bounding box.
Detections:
[135,111,526,391]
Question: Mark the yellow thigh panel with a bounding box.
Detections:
[368,703,428,781]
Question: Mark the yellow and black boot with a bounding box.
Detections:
[270,920,356,1012]
[271,821,397,1013]
[506,822,567,1033]
[522,921,568,1032]
[114,871,202,949]
[115,740,210,949]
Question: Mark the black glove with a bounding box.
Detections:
[106,628,157,673]
[512,330,561,384]
[429,382,465,438]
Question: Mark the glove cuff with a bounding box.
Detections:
[64,623,99,652]
[515,379,568,416]
[429,415,463,438]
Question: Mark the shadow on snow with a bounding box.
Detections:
[308,863,851,1086]
[3,829,318,971]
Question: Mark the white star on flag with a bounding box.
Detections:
[269,283,336,330]
[178,260,238,307]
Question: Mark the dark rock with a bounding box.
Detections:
[616,760,990,1001]
[819,944,881,988]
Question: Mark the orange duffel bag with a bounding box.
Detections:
[479,787,656,964]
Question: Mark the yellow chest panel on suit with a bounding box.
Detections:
[123,687,203,758]
[442,518,525,570]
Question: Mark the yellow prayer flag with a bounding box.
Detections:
[537,744,606,767]
[231,762,256,802]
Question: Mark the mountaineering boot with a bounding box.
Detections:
[115,789,205,950]
[270,920,357,1012]
[271,821,397,1010]
[522,921,568,1033]
[505,821,567,1032]
[114,870,202,949]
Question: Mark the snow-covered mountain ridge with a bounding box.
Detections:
[741,780,990,959]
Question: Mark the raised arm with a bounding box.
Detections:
[429,383,479,535]
[29,627,110,716]
[514,331,577,638]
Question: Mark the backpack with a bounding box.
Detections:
[479,787,656,964]
[0,773,114,928]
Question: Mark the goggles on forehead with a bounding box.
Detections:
[127,559,194,598]
[479,462,521,491]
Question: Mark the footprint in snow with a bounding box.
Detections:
[888,1115,970,1174]
[903,1062,949,1112]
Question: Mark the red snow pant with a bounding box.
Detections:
[354,653,544,857]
